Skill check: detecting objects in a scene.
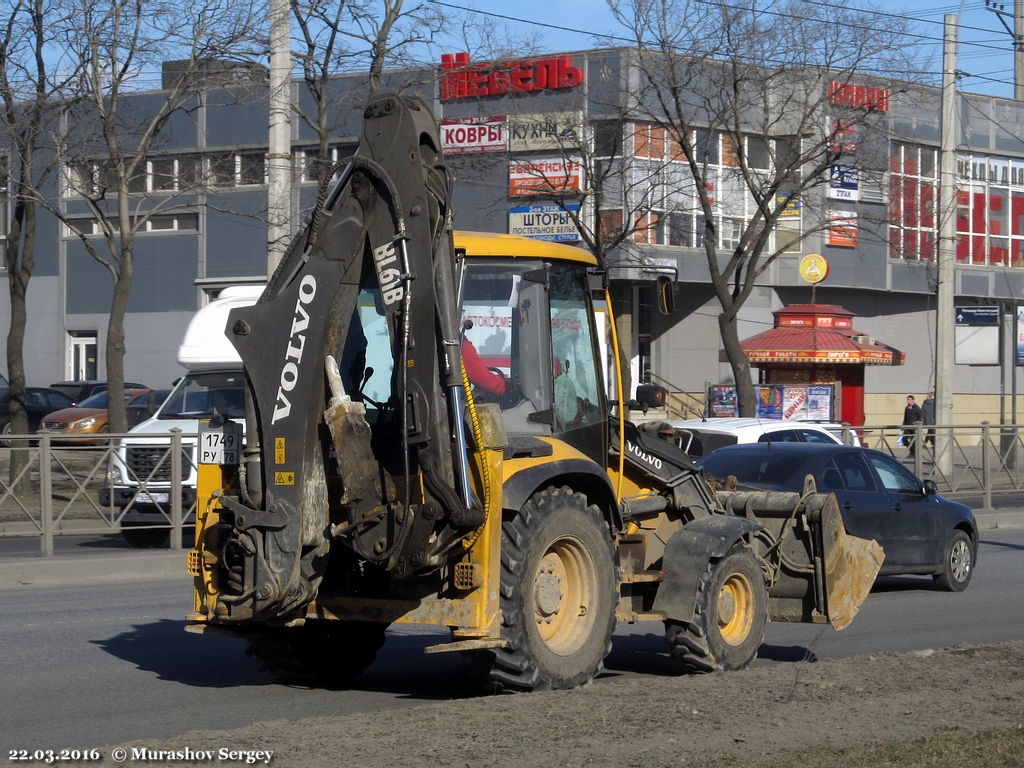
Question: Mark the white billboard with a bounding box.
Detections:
[440,117,507,154]
[508,204,581,242]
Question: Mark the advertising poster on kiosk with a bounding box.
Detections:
[756,386,784,419]
[708,384,835,420]
[806,386,834,420]
[782,387,808,420]
[710,386,738,417]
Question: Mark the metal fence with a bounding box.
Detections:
[1,422,1022,556]
[839,422,1024,507]
[0,430,193,556]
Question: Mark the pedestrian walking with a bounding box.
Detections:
[922,391,936,449]
[902,395,924,457]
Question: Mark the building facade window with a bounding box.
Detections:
[953,153,1024,266]
[888,142,937,262]
[299,145,356,185]
[615,124,798,251]
[64,211,199,237]
[66,152,270,197]
[210,150,267,187]
[149,156,201,192]
[893,144,1024,267]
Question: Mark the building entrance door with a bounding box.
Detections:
[68,332,98,380]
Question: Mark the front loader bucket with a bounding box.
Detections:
[817,492,884,629]
[717,487,884,629]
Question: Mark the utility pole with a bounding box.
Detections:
[267,0,292,276]
[986,0,1024,100]
[936,15,958,475]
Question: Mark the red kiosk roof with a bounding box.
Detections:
[737,304,905,365]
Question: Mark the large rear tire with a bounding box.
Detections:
[485,486,617,692]
[245,620,388,687]
[933,529,974,592]
[665,542,768,673]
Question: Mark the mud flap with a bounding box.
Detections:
[819,494,885,630]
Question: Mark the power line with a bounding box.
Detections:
[428,0,1021,94]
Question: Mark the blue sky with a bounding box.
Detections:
[450,0,1020,99]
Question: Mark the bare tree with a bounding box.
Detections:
[290,1,544,194]
[290,0,444,188]
[0,0,82,480]
[608,0,916,416]
[46,0,262,432]
[500,112,675,270]
[495,110,683,399]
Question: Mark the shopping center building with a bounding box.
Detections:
[2,47,1022,425]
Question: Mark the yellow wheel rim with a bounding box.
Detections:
[533,536,597,656]
[717,570,755,646]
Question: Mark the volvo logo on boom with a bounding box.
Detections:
[626,440,663,470]
[271,275,316,424]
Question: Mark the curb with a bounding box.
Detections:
[974,509,1024,530]
[0,551,188,589]
[0,519,125,536]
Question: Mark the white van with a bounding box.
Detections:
[102,286,261,547]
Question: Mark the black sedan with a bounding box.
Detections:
[0,387,76,445]
[696,443,978,592]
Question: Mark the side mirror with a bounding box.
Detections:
[635,384,667,413]
[923,479,938,496]
[655,275,675,315]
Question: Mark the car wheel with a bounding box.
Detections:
[933,529,974,592]
[0,421,10,448]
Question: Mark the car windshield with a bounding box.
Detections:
[77,391,144,409]
[77,392,110,408]
[698,448,809,488]
[158,372,245,419]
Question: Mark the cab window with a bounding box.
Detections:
[549,264,603,433]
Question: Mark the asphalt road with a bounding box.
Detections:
[2,528,1022,751]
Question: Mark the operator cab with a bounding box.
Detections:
[340,250,607,465]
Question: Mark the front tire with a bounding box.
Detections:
[486,486,617,692]
[933,529,974,592]
[665,542,768,673]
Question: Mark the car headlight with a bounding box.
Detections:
[75,417,98,429]
[106,464,124,483]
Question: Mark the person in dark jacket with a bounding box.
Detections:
[903,395,924,457]
[922,391,936,449]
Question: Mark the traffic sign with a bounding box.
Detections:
[955,306,999,326]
